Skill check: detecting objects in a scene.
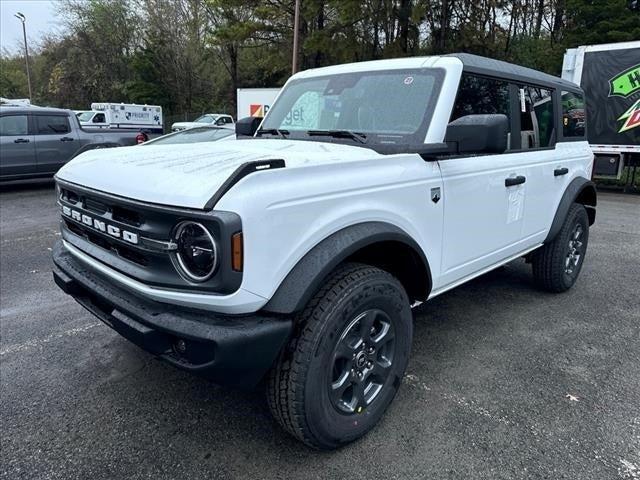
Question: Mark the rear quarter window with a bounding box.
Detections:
[561,91,586,138]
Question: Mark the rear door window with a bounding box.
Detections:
[35,115,71,134]
[0,115,28,136]
[519,86,555,148]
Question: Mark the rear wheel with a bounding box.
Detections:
[267,263,413,450]
[532,203,589,292]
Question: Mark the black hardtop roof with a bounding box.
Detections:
[446,53,582,92]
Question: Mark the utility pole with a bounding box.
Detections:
[292,0,301,74]
[14,12,33,101]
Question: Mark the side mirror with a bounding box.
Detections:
[215,118,226,126]
[235,116,261,137]
[445,114,508,154]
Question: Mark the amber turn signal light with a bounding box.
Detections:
[231,232,243,271]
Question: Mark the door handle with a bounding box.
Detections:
[554,167,569,176]
[505,175,526,187]
[60,136,74,142]
[14,138,30,143]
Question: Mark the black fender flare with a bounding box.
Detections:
[545,177,597,243]
[263,221,432,314]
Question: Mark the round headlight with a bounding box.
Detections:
[173,221,218,282]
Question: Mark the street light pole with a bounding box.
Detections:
[292,0,301,74]
[14,12,33,101]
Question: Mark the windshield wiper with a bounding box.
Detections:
[307,130,368,144]
[256,128,289,139]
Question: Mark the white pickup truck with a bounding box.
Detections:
[52,53,596,449]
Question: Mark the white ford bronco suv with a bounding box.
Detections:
[52,53,596,449]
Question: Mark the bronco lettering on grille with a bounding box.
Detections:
[61,205,139,245]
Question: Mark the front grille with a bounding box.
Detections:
[64,218,150,267]
[61,187,140,225]
[56,181,243,294]
[84,197,108,215]
[112,205,141,226]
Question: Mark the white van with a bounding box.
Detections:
[78,103,163,133]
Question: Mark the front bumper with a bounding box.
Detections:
[52,241,291,388]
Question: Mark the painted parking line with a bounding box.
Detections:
[0,322,102,357]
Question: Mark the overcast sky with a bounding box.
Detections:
[1,0,62,55]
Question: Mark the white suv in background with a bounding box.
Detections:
[53,53,596,450]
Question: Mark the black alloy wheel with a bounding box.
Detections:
[329,309,396,415]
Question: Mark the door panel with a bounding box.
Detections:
[521,143,589,241]
[33,114,79,174]
[0,114,36,178]
[438,154,528,287]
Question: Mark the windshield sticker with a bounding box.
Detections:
[324,97,341,111]
[403,76,414,85]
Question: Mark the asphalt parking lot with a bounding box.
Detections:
[1,183,638,480]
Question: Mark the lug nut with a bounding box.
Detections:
[368,347,375,354]
[367,361,373,368]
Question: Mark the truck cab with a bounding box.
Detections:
[77,110,108,128]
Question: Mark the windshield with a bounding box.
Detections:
[77,112,94,122]
[261,68,443,146]
[145,126,233,145]
[194,115,215,124]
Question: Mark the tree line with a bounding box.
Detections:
[1,0,638,120]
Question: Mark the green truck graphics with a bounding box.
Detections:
[583,47,640,143]
[609,64,640,133]
[618,98,640,133]
[609,64,640,97]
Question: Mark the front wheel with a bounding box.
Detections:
[267,263,413,450]
[532,203,590,292]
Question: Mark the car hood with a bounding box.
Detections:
[55,139,382,209]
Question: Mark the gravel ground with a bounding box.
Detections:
[1,182,638,480]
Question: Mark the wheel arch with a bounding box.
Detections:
[262,221,432,314]
[545,177,596,244]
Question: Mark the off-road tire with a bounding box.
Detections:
[267,263,413,450]
[532,203,589,293]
